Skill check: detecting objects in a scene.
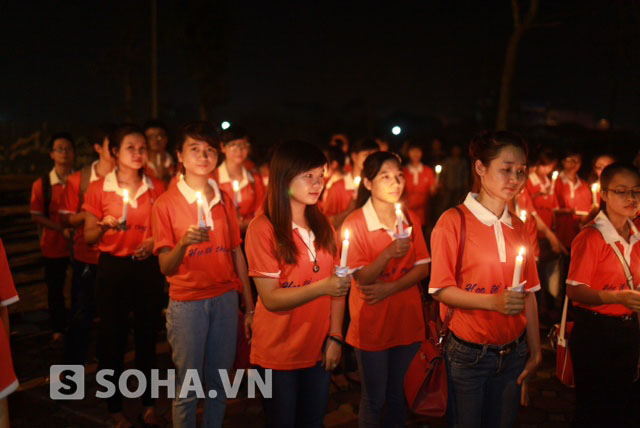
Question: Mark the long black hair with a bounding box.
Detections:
[265,140,337,265]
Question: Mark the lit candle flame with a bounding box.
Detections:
[196,191,203,205]
[552,171,559,180]
[344,229,350,241]
[232,180,240,192]
[519,210,527,222]
[518,246,525,258]
[354,176,361,186]
[592,182,600,192]
[123,189,129,203]
[435,165,442,174]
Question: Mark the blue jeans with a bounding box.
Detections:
[166,291,238,428]
[445,334,527,428]
[258,363,331,428]
[64,260,98,365]
[354,343,421,428]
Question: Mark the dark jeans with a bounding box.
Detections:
[570,308,639,428]
[96,252,164,414]
[354,342,421,428]
[43,256,69,333]
[258,363,331,428]
[445,334,527,428]
[64,260,98,365]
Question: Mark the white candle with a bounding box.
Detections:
[395,203,404,235]
[591,182,600,206]
[353,176,361,199]
[196,191,206,228]
[519,210,527,223]
[550,171,559,195]
[511,247,525,291]
[232,180,240,207]
[122,189,129,225]
[340,229,350,267]
[435,165,442,183]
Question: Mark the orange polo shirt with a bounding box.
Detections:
[403,164,435,226]
[152,177,242,300]
[214,162,266,220]
[567,211,640,317]
[245,214,340,370]
[59,162,103,264]
[82,171,165,257]
[554,173,593,248]
[342,199,429,351]
[323,173,358,217]
[525,172,559,236]
[429,193,540,345]
[0,238,19,399]
[30,169,70,258]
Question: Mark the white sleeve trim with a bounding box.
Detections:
[0,379,18,399]
[0,295,19,306]
[58,209,76,214]
[347,266,364,275]
[414,258,431,266]
[527,284,541,293]
[253,270,281,279]
[567,280,590,287]
[428,285,454,294]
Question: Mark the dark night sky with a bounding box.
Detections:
[2,1,639,141]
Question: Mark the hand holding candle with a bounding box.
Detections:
[550,171,559,195]
[196,191,206,228]
[511,247,525,292]
[591,182,600,207]
[121,189,129,228]
[353,176,361,199]
[232,180,240,207]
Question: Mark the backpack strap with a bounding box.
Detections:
[41,173,52,219]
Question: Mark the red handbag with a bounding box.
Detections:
[404,207,465,417]
[550,296,574,387]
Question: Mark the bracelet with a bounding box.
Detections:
[327,335,345,347]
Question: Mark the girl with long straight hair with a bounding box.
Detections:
[152,122,254,427]
[83,124,166,428]
[430,131,542,428]
[342,151,430,427]
[566,163,640,428]
[244,140,350,428]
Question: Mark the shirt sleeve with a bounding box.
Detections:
[567,229,599,287]
[409,213,430,265]
[428,209,461,293]
[245,218,281,278]
[30,178,44,215]
[82,181,103,220]
[0,240,18,307]
[59,174,80,214]
[151,197,176,254]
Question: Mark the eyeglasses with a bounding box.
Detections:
[226,142,250,151]
[603,188,640,199]
[52,148,74,154]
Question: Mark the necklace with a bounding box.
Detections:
[297,230,320,273]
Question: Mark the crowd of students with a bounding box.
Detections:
[1,122,638,428]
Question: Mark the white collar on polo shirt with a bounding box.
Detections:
[463,192,513,263]
[344,172,357,191]
[292,222,316,262]
[89,161,100,183]
[593,210,640,266]
[559,171,582,200]
[102,170,154,209]
[217,161,252,189]
[49,168,63,186]
[177,175,221,229]
[407,163,424,185]
[362,197,411,239]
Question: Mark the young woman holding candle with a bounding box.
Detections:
[214,125,265,234]
[566,163,640,428]
[244,140,350,428]
[83,124,166,428]
[152,122,254,427]
[430,131,541,428]
[341,151,430,428]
